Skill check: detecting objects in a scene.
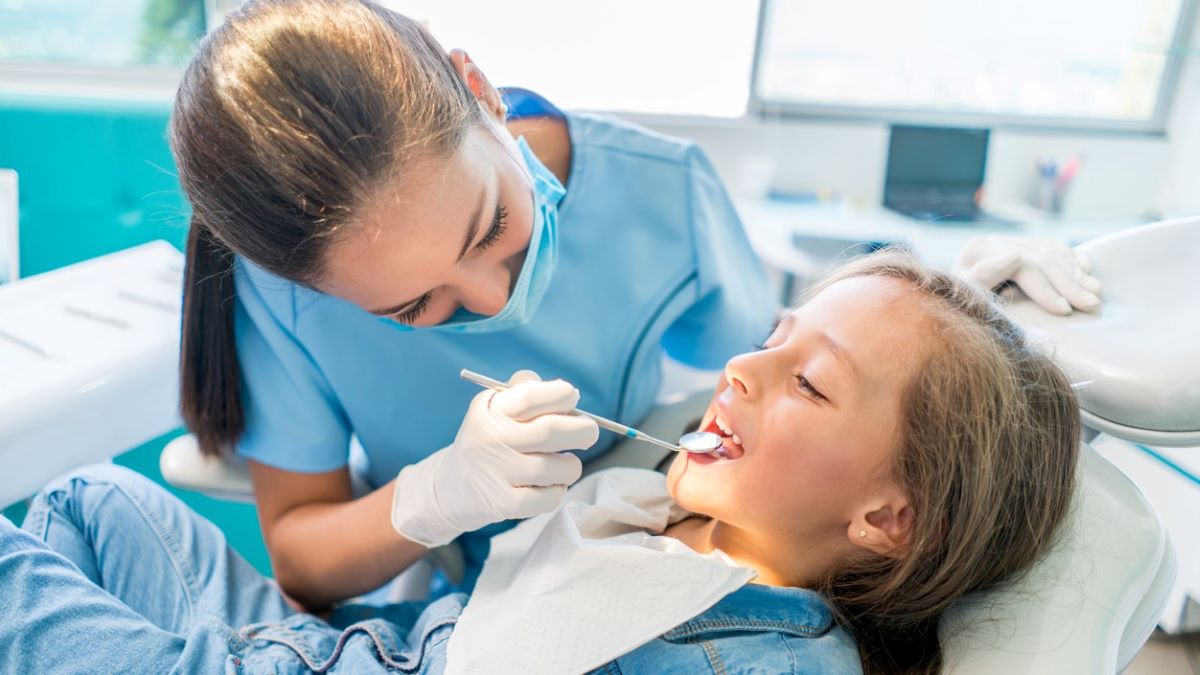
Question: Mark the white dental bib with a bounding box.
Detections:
[445,468,757,674]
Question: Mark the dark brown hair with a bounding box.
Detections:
[169,0,481,454]
[811,251,1080,674]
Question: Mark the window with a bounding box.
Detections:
[386,0,760,117]
[0,0,206,68]
[753,0,1193,130]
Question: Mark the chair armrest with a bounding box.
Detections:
[159,434,255,503]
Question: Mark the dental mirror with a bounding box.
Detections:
[678,430,725,456]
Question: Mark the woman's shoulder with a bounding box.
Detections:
[566,110,699,169]
[232,255,343,333]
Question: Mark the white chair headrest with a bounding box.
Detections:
[942,441,1175,673]
[1003,216,1200,446]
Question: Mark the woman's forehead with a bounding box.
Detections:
[318,143,491,304]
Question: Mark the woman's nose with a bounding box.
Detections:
[454,264,511,316]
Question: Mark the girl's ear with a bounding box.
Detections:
[448,49,507,122]
[847,484,914,558]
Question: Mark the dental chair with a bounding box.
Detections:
[160,216,1199,673]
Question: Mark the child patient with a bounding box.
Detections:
[0,251,1079,675]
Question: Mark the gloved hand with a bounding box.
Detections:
[953,235,1103,315]
[390,370,599,548]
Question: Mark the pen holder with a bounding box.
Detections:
[1032,157,1079,218]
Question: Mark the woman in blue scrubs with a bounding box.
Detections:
[171,0,776,609]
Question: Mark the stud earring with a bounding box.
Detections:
[858,530,867,538]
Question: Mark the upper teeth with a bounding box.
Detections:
[732,433,743,446]
[716,415,733,435]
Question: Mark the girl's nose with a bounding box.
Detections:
[729,374,749,395]
[724,353,756,400]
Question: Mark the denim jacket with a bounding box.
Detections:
[232,465,865,674]
[234,585,861,675]
[593,582,862,675]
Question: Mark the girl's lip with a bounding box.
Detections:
[699,392,746,460]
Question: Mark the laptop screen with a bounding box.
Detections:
[885,125,989,192]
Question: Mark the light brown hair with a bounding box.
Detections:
[811,250,1080,674]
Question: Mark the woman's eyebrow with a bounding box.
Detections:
[369,179,497,316]
[368,294,424,317]
[456,185,489,262]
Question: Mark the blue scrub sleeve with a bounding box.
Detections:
[232,265,352,473]
[662,147,780,369]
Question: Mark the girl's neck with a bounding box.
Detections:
[663,516,835,588]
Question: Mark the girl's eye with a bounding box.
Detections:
[475,204,509,251]
[796,374,826,401]
[392,293,431,324]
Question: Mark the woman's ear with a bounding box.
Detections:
[448,49,507,123]
[847,486,914,558]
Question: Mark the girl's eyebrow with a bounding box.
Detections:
[818,331,859,385]
[780,309,858,385]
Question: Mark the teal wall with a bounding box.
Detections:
[0,94,271,575]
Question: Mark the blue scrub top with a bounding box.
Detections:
[231,90,777,585]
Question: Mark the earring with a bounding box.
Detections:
[858,530,867,538]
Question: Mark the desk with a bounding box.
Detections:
[734,199,1141,299]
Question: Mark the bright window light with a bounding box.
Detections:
[0,0,205,68]
[756,0,1189,123]
[384,0,760,117]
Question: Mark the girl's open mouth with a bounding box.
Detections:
[691,411,746,462]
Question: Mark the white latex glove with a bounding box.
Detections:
[390,370,599,548]
[953,235,1103,315]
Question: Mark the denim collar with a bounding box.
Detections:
[661,584,836,641]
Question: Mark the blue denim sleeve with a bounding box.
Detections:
[661,146,780,370]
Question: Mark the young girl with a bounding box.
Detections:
[1,252,1079,674]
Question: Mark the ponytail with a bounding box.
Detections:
[180,219,244,456]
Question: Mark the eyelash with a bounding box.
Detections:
[752,343,826,401]
[388,205,509,324]
[475,204,508,251]
[795,374,826,401]
[392,293,431,324]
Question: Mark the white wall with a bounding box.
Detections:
[1157,11,1200,218]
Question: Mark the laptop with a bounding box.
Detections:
[883,125,993,223]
